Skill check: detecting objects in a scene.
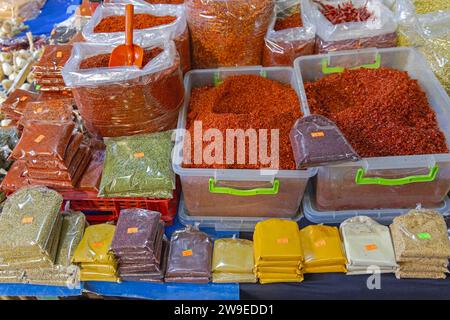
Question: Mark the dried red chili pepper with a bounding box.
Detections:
[305,68,448,157]
[314,0,373,25]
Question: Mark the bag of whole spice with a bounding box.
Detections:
[82,3,190,73]
[62,41,184,138]
[263,0,316,67]
[306,0,398,53]
[186,0,275,68]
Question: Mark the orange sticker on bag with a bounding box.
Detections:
[365,244,378,251]
[127,227,139,234]
[314,240,327,247]
[134,152,144,158]
[92,242,104,248]
[182,249,193,257]
[21,216,33,224]
[34,135,45,143]
[311,131,325,138]
[56,51,63,58]
[20,96,28,102]
[277,238,289,244]
[36,107,43,113]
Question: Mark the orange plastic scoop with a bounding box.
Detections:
[109,4,143,68]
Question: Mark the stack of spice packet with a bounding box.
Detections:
[254,219,304,284]
[0,187,79,287]
[340,216,398,275]
[111,209,168,282]
[165,225,212,283]
[72,223,119,282]
[390,209,450,279]
[211,237,257,283]
[300,225,347,273]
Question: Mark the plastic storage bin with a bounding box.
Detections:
[172,66,317,218]
[294,47,450,211]
[178,193,303,231]
[302,186,450,224]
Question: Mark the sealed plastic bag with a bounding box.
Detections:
[0,0,46,21]
[19,99,74,124]
[72,224,116,264]
[307,0,397,53]
[82,3,190,73]
[290,115,360,168]
[99,131,175,198]
[186,0,275,68]
[263,0,316,66]
[62,41,184,138]
[0,89,40,121]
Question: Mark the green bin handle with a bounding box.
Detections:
[208,178,280,196]
[214,70,267,87]
[322,53,381,74]
[355,165,439,186]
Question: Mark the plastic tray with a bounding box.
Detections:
[303,186,450,224]
[294,47,450,211]
[172,66,317,218]
[178,193,303,232]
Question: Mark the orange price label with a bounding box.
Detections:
[127,227,139,234]
[92,242,104,248]
[365,244,378,251]
[34,135,45,143]
[277,238,289,244]
[21,216,33,224]
[182,249,193,257]
[20,96,28,102]
[56,51,63,58]
[134,152,145,158]
[314,239,327,247]
[36,107,43,113]
[311,131,325,138]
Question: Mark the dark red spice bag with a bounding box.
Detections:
[186,0,274,68]
[61,41,184,138]
[290,114,360,168]
[305,0,397,53]
[82,3,190,74]
[263,0,316,67]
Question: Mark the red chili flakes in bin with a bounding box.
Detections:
[274,12,303,31]
[305,67,448,158]
[79,47,163,69]
[94,14,177,33]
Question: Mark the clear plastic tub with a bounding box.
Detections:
[294,47,450,211]
[178,194,303,231]
[302,186,450,224]
[172,66,317,218]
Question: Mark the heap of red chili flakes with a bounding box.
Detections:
[305,67,448,158]
[80,47,163,69]
[274,12,303,31]
[94,14,176,33]
[183,75,302,170]
[314,1,373,25]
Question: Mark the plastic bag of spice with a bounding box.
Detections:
[263,0,316,67]
[0,89,40,121]
[290,115,360,168]
[306,0,398,53]
[186,0,275,68]
[18,99,75,125]
[82,3,190,73]
[62,41,184,138]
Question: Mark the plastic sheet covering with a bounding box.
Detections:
[306,0,397,53]
[61,41,184,138]
[0,0,46,21]
[186,0,274,68]
[165,225,212,283]
[263,0,316,66]
[78,147,105,192]
[212,237,257,283]
[0,126,18,182]
[99,131,175,198]
[340,216,397,274]
[19,99,74,124]
[0,90,40,121]
[290,115,360,168]
[82,3,190,73]
[299,225,347,273]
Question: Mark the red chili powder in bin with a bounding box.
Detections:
[305,67,448,157]
[274,12,303,31]
[79,47,163,69]
[183,75,302,170]
[145,0,184,3]
[94,14,177,33]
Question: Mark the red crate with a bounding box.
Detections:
[61,188,179,225]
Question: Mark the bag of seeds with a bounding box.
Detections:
[306,0,397,53]
[186,0,275,68]
[99,131,175,198]
[62,41,184,138]
[82,3,190,73]
[263,0,316,67]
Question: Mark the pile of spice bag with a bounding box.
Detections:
[111,209,168,283]
[165,225,212,283]
[254,219,304,284]
[0,126,18,183]
[390,209,450,279]
[72,223,119,282]
[0,187,85,287]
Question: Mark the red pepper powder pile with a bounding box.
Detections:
[184,75,302,170]
[145,0,184,3]
[314,0,373,25]
[79,47,163,69]
[94,14,176,33]
[305,67,448,157]
[274,12,303,31]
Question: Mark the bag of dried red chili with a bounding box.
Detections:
[306,0,398,53]
[82,3,190,74]
[61,41,184,138]
[186,0,275,68]
[263,0,316,67]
